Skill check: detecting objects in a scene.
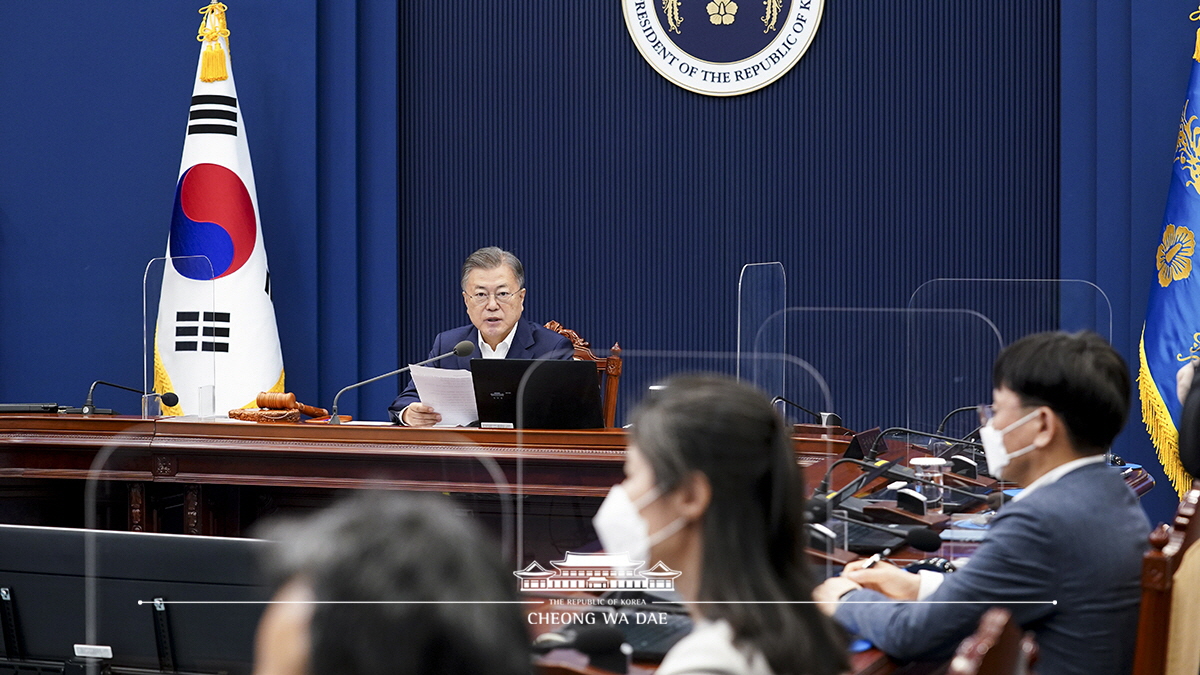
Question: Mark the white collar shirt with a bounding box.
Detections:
[479,324,518,359]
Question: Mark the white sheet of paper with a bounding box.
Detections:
[408,364,478,427]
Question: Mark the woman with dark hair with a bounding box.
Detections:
[592,374,847,675]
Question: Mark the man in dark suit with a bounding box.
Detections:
[387,247,573,426]
[813,331,1150,675]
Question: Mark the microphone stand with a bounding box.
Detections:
[864,426,983,461]
[328,342,475,424]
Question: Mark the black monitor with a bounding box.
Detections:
[471,359,605,429]
[0,524,271,674]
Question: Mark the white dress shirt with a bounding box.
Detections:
[478,323,518,359]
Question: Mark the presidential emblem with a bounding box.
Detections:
[622,0,824,96]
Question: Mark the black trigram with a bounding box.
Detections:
[187,95,238,136]
[175,311,230,352]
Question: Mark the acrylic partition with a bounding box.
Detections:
[513,347,843,580]
[741,308,1002,566]
[76,426,515,675]
[747,307,1004,436]
[143,256,215,418]
[908,278,1113,344]
[736,262,787,400]
[906,277,1113,445]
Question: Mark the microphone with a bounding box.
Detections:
[864,426,983,461]
[808,518,942,553]
[771,396,842,427]
[81,381,179,415]
[806,458,903,525]
[814,455,901,496]
[936,406,979,434]
[328,340,476,424]
[838,458,990,504]
[898,526,943,552]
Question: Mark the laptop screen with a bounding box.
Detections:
[470,359,605,429]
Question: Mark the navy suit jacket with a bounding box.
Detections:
[387,318,574,423]
[834,461,1149,675]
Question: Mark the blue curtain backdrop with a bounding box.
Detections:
[0,0,1188,525]
[398,0,1060,426]
[1061,0,1200,523]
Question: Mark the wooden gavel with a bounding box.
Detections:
[256,392,328,418]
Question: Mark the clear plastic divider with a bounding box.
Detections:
[143,256,215,418]
[908,278,1113,343]
[514,348,843,582]
[78,426,515,674]
[737,306,1005,578]
[750,307,1004,436]
[737,262,787,399]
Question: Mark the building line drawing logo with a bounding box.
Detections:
[514,551,681,592]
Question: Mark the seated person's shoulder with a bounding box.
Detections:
[433,324,476,345]
[531,322,576,356]
[1021,461,1140,513]
[996,463,1148,545]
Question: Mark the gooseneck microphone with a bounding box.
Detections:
[936,406,980,434]
[771,396,842,427]
[895,525,943,552]
[814,456,900,495]
[328,340,476,424]
[836,458,990,504]
[864,427,983,461]
[81,381,179,415]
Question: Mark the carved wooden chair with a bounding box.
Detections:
[544,321,621,428]
[946,607,1037,675]
[1133,478,1200,675]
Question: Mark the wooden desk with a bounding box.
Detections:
[0,415,850,561]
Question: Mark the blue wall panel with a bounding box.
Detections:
[0,3,320,413]
[0,2,398,422]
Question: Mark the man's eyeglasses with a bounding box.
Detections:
[466,290,522,306]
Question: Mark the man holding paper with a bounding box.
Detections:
[387,247,574,426]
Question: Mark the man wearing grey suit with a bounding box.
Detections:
[814,331,1149,675]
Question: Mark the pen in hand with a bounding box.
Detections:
[860,548,892,569]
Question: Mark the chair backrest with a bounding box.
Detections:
[544,321,622,428]
[1133,478,1200,675]
[946,608,1037,675]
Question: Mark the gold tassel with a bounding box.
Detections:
[197,2,231,83]
[201,44,228,83]
[1138,331,1195,496]
[1194,26,1200,62]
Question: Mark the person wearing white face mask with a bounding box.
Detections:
[813,331,1150,675]
[594,375,847,675]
